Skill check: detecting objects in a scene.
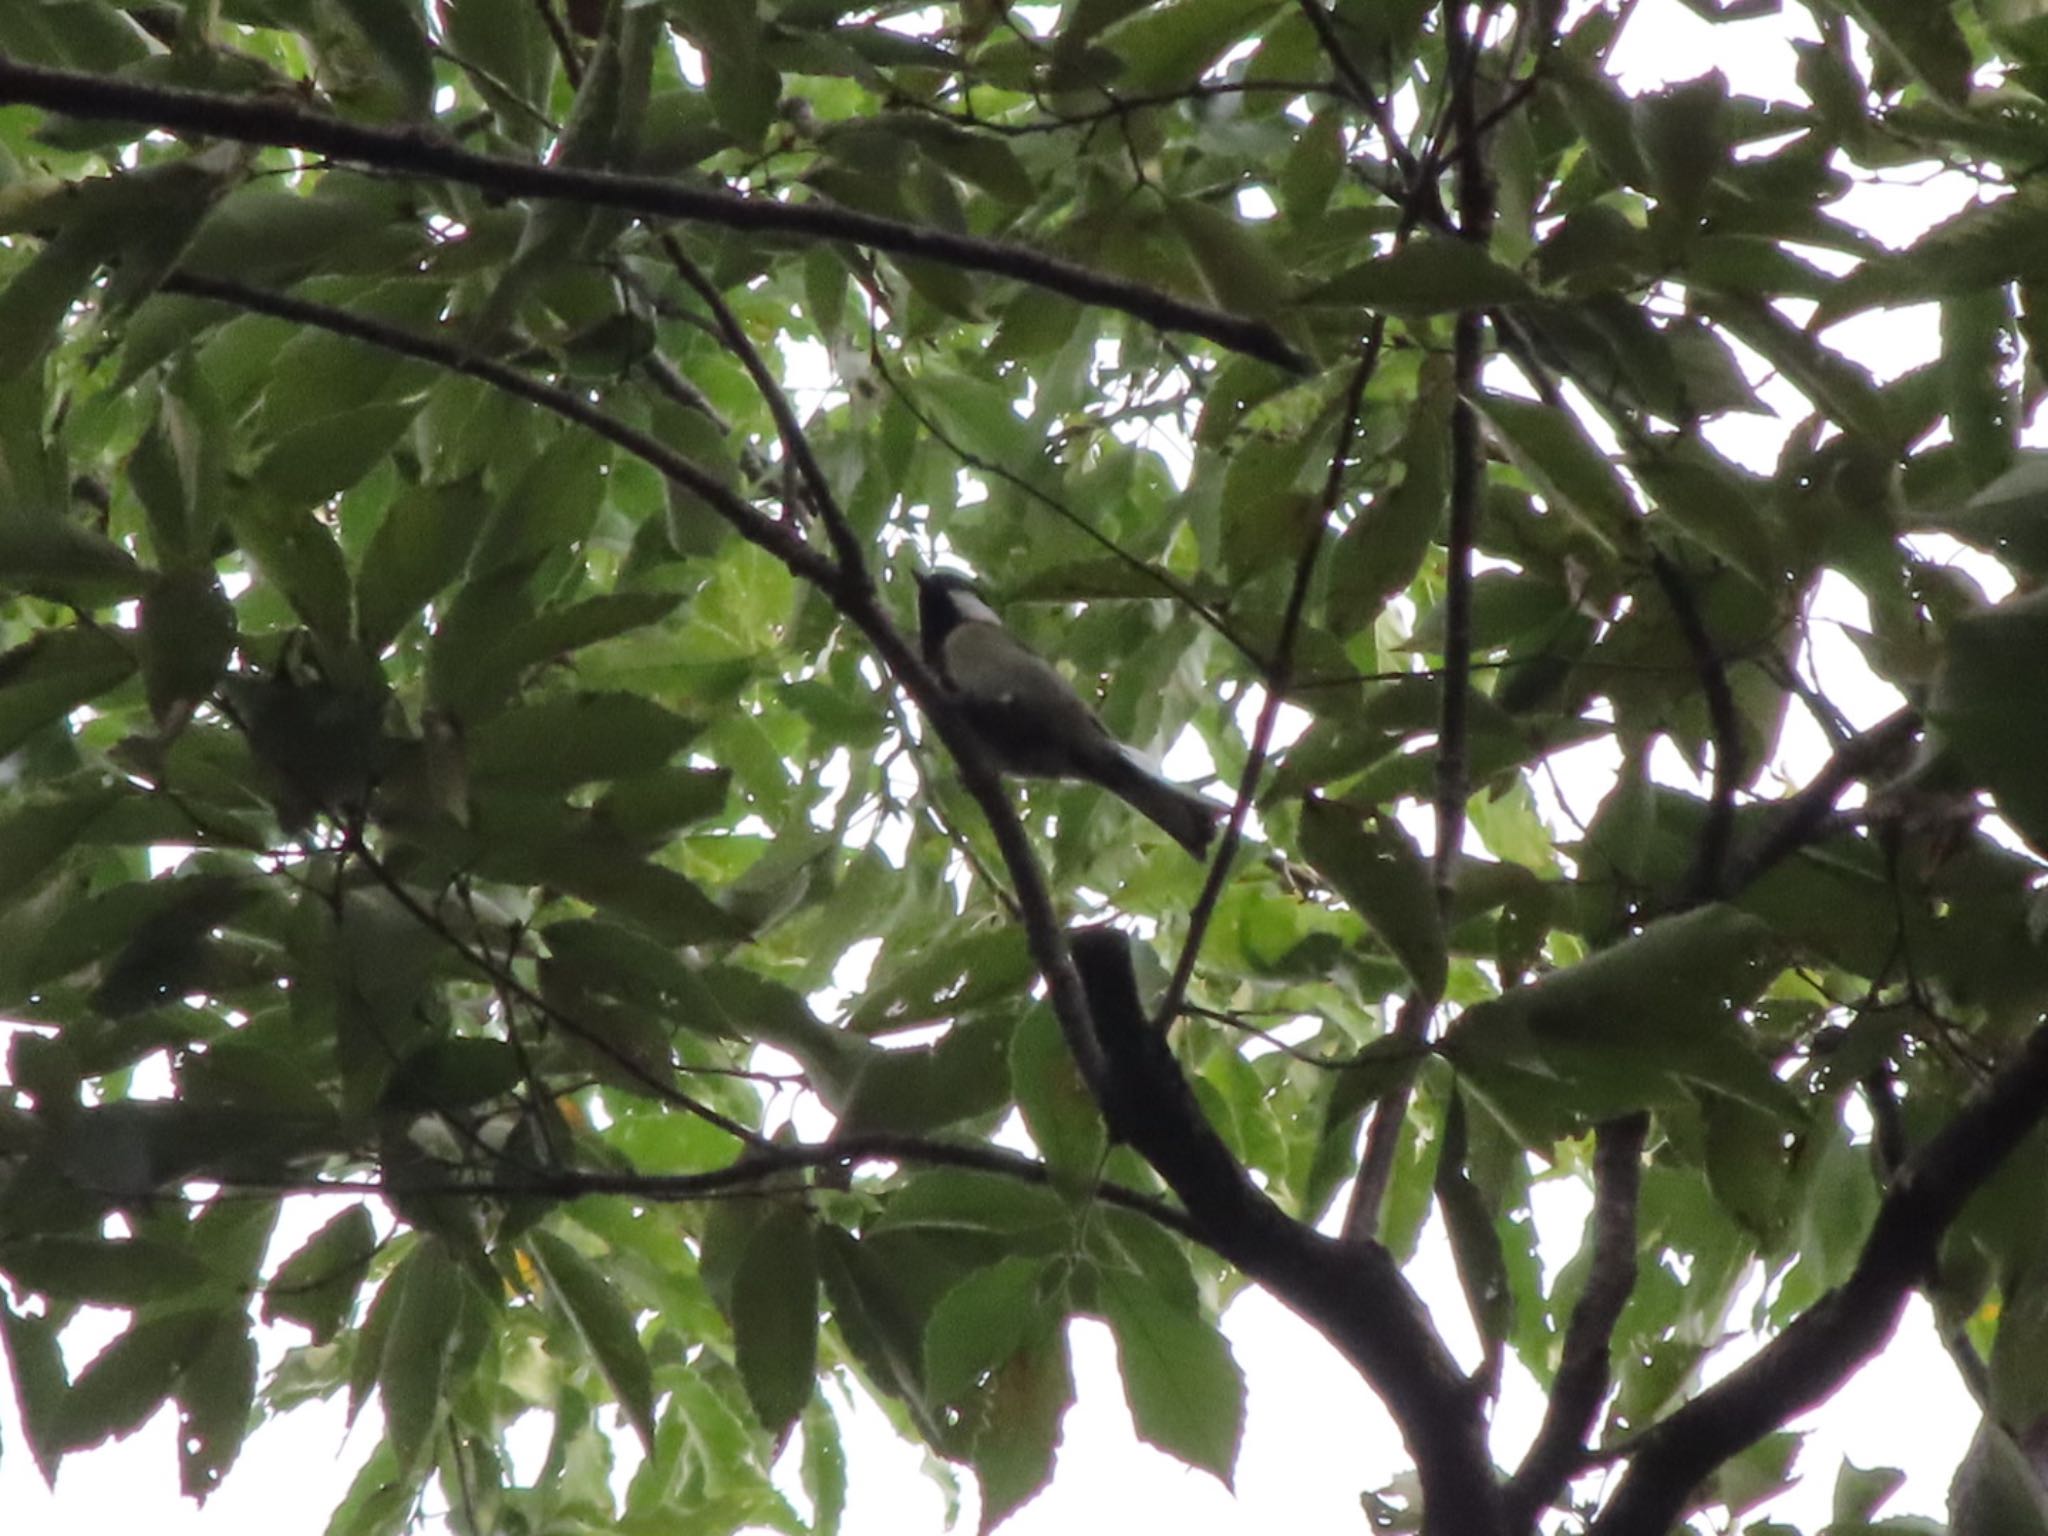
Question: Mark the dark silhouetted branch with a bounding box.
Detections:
[1591,1017,2048,1536]
[0,54,1308,371]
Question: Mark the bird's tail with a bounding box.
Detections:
[1091,746,1222,858]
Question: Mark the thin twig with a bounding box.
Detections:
[0,54,1308,371]
[1344,0,1499,1248]
[866,349,1264,668]
[192,1130,1209,1241]
[1649,550,1744,902]
[1153,333,1386,1031]
[335,825,770,1149]
[654,231,870,582]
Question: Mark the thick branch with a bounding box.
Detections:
[1074,928,1507,1536]
[0,54,1306,371]
[1591,1016,2048,1536]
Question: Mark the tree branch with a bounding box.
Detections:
[1074,927,1507,1536]
[161,268,1111,1104]
[1507,1112,1647,1523]
[1649,550,1744,903]
[204,1131,1206,1239]
[1154,332,1383,1031]
[0,54,1308,371]
[652,230,869,582]
[1591,1015,2048,1536]
[1344,0,1497,1249]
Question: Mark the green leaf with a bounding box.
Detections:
[923,1256,1055,1404]
[1951,1417,2048,1536]
[0,1296,67,1486]
[1010,1003,1108,1179]
[59,1309,214,1452]
[1328,358,1452,630]
[378,1239,465,1475]
[1098,1269,1244,1486]
[0,226,102,380]
[1166,196,1291,316]
[730,1204,819,1437]
[1818,185,2048,325]
[972,1330,1073,1533]
[1932,587,2048,854]
[128,353,228,564]
[529,1225,658,1455]
[1838,0,1971,105]
[1302,236,1534,313]
[0,1235,212,1306]
[255,400,421,510]
[1448,905,1798,1120]
[356,479,493,653]
[467,692,701,791]
[226,493,353,642]
[848,928,1036,1036]
[1835,1458,1908,1525]
[1297,797,1447,1001]
[263,1205,379,1345]
[331,0,437,118]
[1099,0,1278,92]
[139,566,236,727]
[175,1312,258,1500]
[835,1010,1018,1137]
[0,626,135,759]
[0,781,121,914]
[1477,391,1634,551]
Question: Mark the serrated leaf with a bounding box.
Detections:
[1099,1270,1244,1486]
[59,1309,214,1452]
[731,1204,819,1437]
[356,478,492,653]
[1010,1003,1107,1179]
[924,1256,1053,1404]
[1477,391,1633,549]
[1,1296,66,1486]
[1297,797,1447,1000]
[175,1312,257,1500]
[973,1330,1073,1534]
[255,400,420,510]
[263,1205,378,1345]
[529,1226,657,1454]
[0,1235,212,1306]
[378,1240,464,1474]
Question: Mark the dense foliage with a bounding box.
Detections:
[3,1,2048,1532]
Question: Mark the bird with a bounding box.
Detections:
[915,569,1219,857]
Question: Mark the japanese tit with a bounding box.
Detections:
[915,570,1219,857]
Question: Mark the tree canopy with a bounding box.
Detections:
[2,1,2047,1532]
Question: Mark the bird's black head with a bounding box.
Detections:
[915,570,998,668]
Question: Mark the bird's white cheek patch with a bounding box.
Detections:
[951,592,1004,627]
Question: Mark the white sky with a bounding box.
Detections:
[0,1,2006,1532]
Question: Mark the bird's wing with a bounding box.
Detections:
[941,622,1108,728]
